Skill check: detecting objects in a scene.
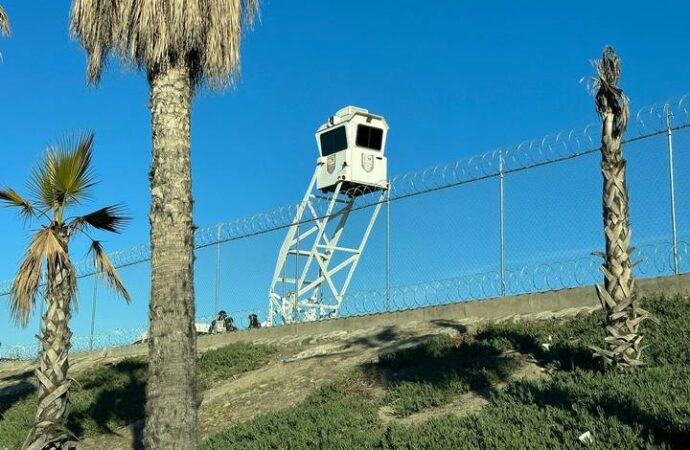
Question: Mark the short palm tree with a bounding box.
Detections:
[0,133,130,449]
[69,2,259,447]
[590,46,652,369]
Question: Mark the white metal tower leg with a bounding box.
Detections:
[268,171,317,324]
[268,167,388,325]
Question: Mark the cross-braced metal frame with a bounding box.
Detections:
[268,169,387,325]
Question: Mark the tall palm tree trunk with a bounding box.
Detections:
[144,64,198,449]
[23,232,76,450]
[592,47,651,370]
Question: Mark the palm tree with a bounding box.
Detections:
[0,4,9,37]
[0,133,130,449]
[590,46,652,370]
[69,2,259,447]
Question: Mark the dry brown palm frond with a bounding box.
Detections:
[0,4,10,37]
[0,187,34,220]
[89,240,131,303]
[10,228,71,326]
[70,0,259,88]
[71,204,129,233]
[593,45,629,137]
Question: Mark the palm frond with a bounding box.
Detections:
[51,132,97,205]
[10,228,71,326]
[28,133,97,212]
[28,150,58,211]
[70,0,259,88]
[89,240,131,303]
[71,204,129,233]
[0,187,34,220]
[593,45,629,137]
[0,4,10,37]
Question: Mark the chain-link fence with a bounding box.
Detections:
[2,95,689,360]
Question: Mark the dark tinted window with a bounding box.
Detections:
[356,125,384,150]
[319,126,348,156]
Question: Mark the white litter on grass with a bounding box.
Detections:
[578,431,594,444]
[540,335,554,351]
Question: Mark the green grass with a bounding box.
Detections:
[198,342,277,385]
[202,295,690,449]
[203,377,383,450]
[373,333,519,417]
[0,342,275,449]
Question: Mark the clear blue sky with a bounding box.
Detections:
[1,1,689,349]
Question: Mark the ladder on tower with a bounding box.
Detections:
[268,167,387,325]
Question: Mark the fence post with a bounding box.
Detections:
[665,104,680,275]
[499,152,507,295]
[386,190,391,311]
[295,214,301,322]
[89,278,98,351]
[215,224,222,314]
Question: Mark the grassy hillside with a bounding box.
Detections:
[0,343,276,449]
[2,295,689,449]
[203,295,690,450]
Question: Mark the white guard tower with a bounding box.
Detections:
[268,106,390,325]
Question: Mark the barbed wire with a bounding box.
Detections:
[0,94,687,295]
[337,239,688,316]
[2,239,684,361]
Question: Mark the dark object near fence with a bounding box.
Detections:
[248,314,261,329]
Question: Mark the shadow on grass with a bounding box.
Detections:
[474,326,604,373]
[430,319,469,335]
[363,334,521,416]
[0,380,36,418]
[346,327,401,350]
[66,358,147,448]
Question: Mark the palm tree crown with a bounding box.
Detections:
[594,46,629,139]
[0,133,130,326]
[69,0,258,88]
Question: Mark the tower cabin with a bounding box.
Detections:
[315,106,389,196]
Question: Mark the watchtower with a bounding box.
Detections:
[268,106,390,325]
[315,106,389,194]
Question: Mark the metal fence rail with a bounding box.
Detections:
[1,94,689,361]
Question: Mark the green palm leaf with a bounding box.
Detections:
[28,133,97,215]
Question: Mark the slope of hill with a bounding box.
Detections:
[2,282,690,449]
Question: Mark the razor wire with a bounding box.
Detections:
[1,95,687,295]
[3,238,682,361]
[337,239,689,317]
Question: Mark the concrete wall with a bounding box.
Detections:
[19,273,690,364]
[196,272,690,349]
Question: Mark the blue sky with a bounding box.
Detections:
[1,1,689,349]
